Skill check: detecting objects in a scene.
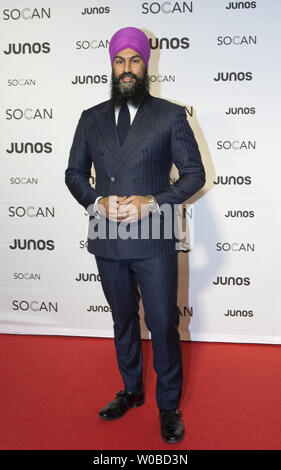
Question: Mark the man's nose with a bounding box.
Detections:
[124,60,131,73]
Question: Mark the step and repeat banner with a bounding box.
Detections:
[1,0,280,344]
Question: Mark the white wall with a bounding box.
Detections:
[1,0,280,344]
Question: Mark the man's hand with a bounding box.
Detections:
[98,195,126,222]
[98,195,151,222]
[118,195,151,222]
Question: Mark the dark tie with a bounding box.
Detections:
[117,103,130,146]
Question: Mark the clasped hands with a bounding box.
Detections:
[98,195,151,223]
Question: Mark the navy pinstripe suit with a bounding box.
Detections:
[65,93,205,409]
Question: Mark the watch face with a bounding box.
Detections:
[150,202,158,213]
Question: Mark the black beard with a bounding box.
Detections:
[110,69,150,107]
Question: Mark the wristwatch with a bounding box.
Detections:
[147,195,159,213]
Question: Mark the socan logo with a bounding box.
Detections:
[13,272,41,280]
[9,206,55,218]
[217,35,256,46]
[177,305,193,317]
[216,242,255,252]
[217,140,256,150]
[149,37,189,49]
[149,74,176,83]
[10,177,38,184]
[12,300,58,312]
[142,1,193,14]
[3,8,51,20]
[76,40,109,50]
[5,108,52,119]
[8,78,36,86]
[184,106,193,117]
[3,42,50,54]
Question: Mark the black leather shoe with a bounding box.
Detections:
[98,390,145,420]
[159,409,185,443]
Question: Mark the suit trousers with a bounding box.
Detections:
[95,252,183,410]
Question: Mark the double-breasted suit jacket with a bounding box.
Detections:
[65,93,205,260]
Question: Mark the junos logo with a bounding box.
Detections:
[224,210,254,218]
[214,72,252,81]
[6,142,52,154]
[87,305,112,312]
[149,37,189,49]
[3,42,50,54]
[71,75,108,85]
[75,273,101,282]
[213,276,251,285]
[81,7,110,15]
[225,310,254,317]
[214,176,251,185]
[225,1,256,9]
[225,107,255,115]
[9,239,55,250]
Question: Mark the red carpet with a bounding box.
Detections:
[0,334,280,450]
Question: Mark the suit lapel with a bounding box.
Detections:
[96,94,156,175]
[111,94,155,175]
[97,101,121,162]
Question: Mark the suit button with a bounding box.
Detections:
[110,176,116,182]
[99,150,104,156]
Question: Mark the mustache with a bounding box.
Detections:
[111,68,149,107]
[115,72,138,82]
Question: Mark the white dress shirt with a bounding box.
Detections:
[114,101,139,125]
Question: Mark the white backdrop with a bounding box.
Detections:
[1,0,281,344]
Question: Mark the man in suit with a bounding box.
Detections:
[65,27,205,443]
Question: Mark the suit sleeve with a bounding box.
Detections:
[153,107,205,207]
[65,110,100,211]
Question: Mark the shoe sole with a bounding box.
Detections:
[161,432,185,444]
[98,398,145,421]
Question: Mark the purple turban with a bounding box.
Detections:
[109,27,151,68]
